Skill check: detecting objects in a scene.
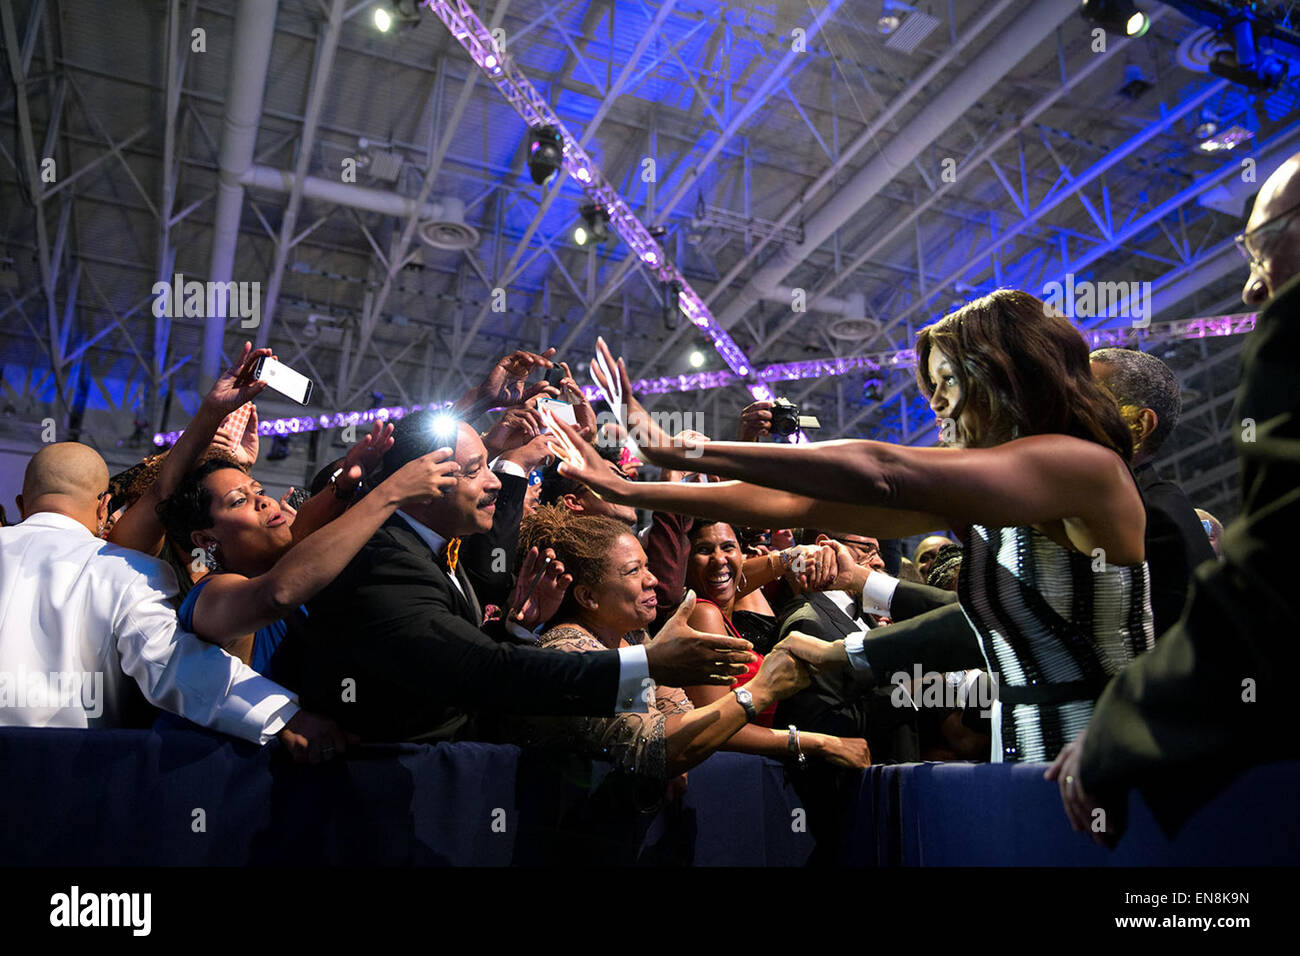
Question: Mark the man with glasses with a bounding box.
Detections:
[1050,150,1300,845]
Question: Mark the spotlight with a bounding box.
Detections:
[373,7,392,31]
[575,203,610,246]
[527,125,564,186]
[689,350,706,369]
[1080,0,1149,38]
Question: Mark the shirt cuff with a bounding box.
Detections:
[490,458,528,479]
[614,645,651,713]
[861,570,899,616]
[505,618,543,644]
[843,629,872,674]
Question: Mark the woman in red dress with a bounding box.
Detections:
[683,519,871,770]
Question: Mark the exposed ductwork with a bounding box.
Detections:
[201,0,279,388]
[241,165,480,249]
[712,0,1078,334]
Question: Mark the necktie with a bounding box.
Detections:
[442,537,461,575]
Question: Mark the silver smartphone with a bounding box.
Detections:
[252,356,314,405]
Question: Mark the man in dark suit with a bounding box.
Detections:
[288,411,758,742]
[1049,150,1300,843]
[1090,348,1215,635]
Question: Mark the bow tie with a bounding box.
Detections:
[441,537,461,575]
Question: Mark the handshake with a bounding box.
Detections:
[640,593,851,709]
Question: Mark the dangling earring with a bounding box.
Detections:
[738,568,748,593]
[205,542,222,571]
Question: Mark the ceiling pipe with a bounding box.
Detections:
[200,0,279,388]
[712,0,1078,335]
[242,164,465,223]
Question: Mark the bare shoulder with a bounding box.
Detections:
[687,599,729,636]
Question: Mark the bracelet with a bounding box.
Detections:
[788,725,807,770]
[327,467,359,502]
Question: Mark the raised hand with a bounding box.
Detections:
[509,545,573,631]
[545,416,634,504]
[483,405,545,459]
[206,341,272,415]
[737,401,775,442]
[210,402,260,468]
[592,336,688,463]
[468,348,559,411]
[343,420,396,480]
[556,361,599,436]
[380,448,460,507]
[642,590,756,687]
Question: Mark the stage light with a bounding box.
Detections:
[689,350,706,369]
[575,203,610,246]
[373,7,392,31]
[527,125,564,186]
[1194,109,1220,140]
[1080,0,1149,38]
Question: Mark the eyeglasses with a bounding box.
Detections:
[841,538,880,556]
[1234,199,1300,270]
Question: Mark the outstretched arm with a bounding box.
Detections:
[191,450,458,643]
[546,417,945,539]
[590,338,1143,555]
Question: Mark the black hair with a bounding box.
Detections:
[379,410,460,483]
[539,458,583,507]
[1090,348,1182,454]
[156,458,246,550]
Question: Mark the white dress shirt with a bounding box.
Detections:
[843,570,901,672]
[393,511,651,713]
[0,512,299,743]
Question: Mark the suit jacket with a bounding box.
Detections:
[288,515,622,741]
[776,591,919,761]
[460,470,527,615]
[1133,461,1216,635]
[1080,272,1300,834]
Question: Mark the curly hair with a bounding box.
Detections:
[155,458,246,552]
[925,542,964,592]
[518,503,638,620]
[915,289,1133,459]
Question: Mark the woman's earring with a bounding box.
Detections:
[738,568,748,593]
[205,542,221,571]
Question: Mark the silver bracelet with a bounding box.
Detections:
[787,724,806,769]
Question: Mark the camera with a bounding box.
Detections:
[769,398,801,437]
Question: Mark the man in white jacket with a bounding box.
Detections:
[0,441,345,762]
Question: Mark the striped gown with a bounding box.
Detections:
[958,524,1155,763]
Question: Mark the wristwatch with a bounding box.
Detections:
[732,686,757,721]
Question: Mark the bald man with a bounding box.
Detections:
[1,442,343,761]
[912,535,952,583]
[1049,150,1300,844]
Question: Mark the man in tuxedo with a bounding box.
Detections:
[1049,149,1300,843]
[289,411,757,742]
[1090,348,1215,635]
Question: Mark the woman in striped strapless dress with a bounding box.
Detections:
[545,291,1154,763]
[960,524,1152,763]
